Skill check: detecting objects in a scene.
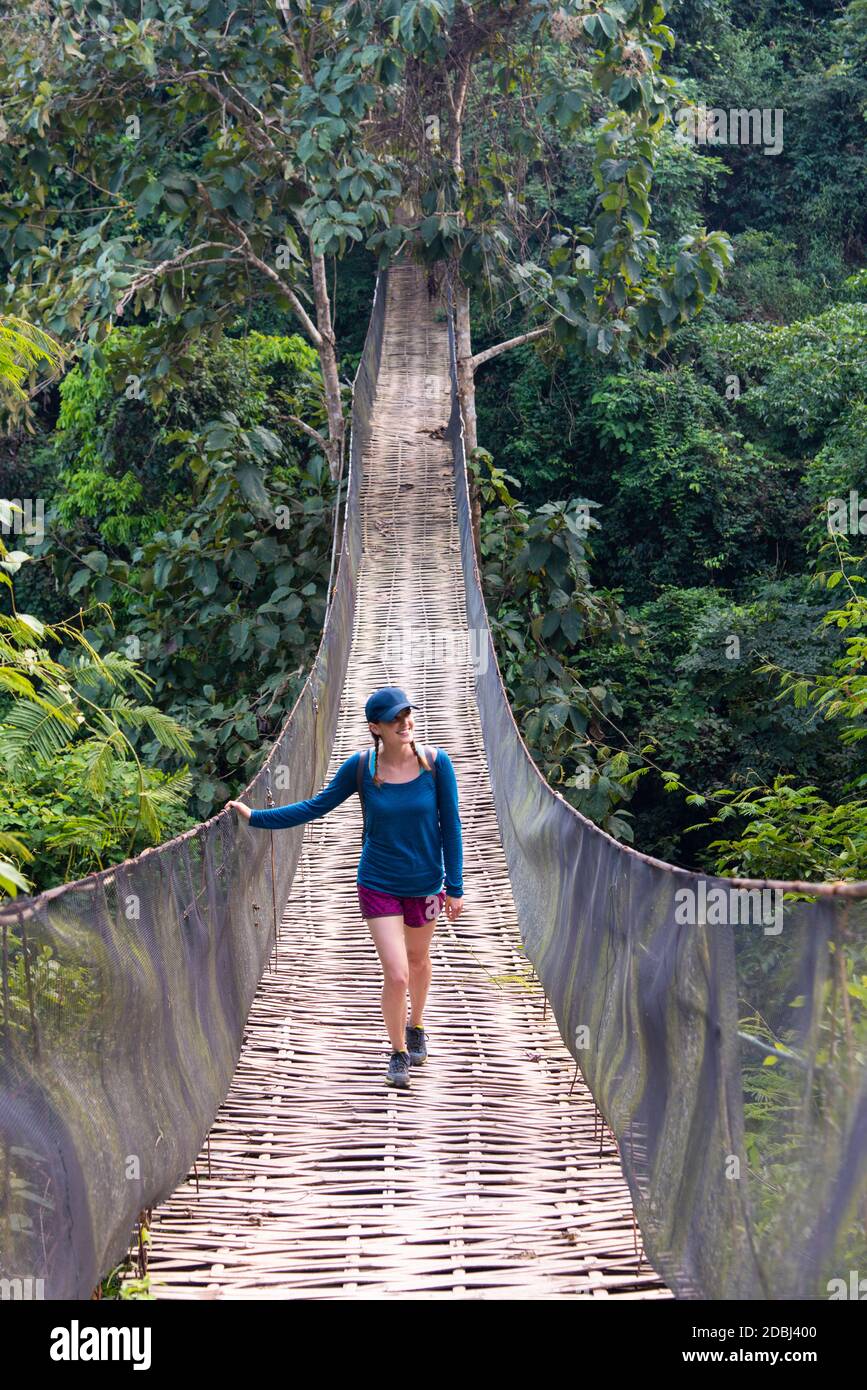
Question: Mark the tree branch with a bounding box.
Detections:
[287,415,328,449]
[189,74,280,155]
[212,206,323,348]
[469,325,551,371]
[114,242,238,317]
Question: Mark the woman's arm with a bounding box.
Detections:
[227,753,359,829]
[434,750,463,898]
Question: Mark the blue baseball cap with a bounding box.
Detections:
[365,686,419,723]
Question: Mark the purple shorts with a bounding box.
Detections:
[358,885,446,928]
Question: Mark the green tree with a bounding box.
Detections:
[0,0,733,512]
[691,537,867,883]
[473,451,641,836]
[25,327,337,825]
[0,501,195,897]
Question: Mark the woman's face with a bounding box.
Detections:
[370,707,413,748]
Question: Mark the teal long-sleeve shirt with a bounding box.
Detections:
[247,749,463,898]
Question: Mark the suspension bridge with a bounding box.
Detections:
[1,258,865,1303]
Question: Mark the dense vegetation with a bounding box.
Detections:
[1,323,343,889]
[1,0,865,899]
[471,0,867,880]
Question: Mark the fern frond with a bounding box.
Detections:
[0,831,34,863]
[0,611,60,647]
[0,668,38,699]
[0,691,79,769]
[77,735,122,799]
[110,699,195,758]
[137,769,194,839]
[70,649,153,697]
[140,768,194,810]
[0,316,64,400]
[44,815,115,856]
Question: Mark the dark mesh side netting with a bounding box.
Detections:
[0,271,388,1300]
[445,276,867,1301]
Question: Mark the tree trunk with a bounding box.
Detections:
[309,244,345,481]
[441,54,483,560]
[454,277,482,559]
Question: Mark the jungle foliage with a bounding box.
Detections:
[1,0,866,894]
[469,0,867,879]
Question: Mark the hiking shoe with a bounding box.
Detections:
[386,1049,411,1089]
[405,1025,428,1066]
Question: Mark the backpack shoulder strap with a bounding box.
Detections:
[356,749,368,842]
[426,746,438,781]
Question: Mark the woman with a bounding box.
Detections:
[227,685,464,1090]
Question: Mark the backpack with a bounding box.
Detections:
[356,744,438,845]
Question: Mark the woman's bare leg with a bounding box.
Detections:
[405,921,437,1028]
[365,915,410,1051]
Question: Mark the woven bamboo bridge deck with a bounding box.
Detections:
[141,264,672,1300]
